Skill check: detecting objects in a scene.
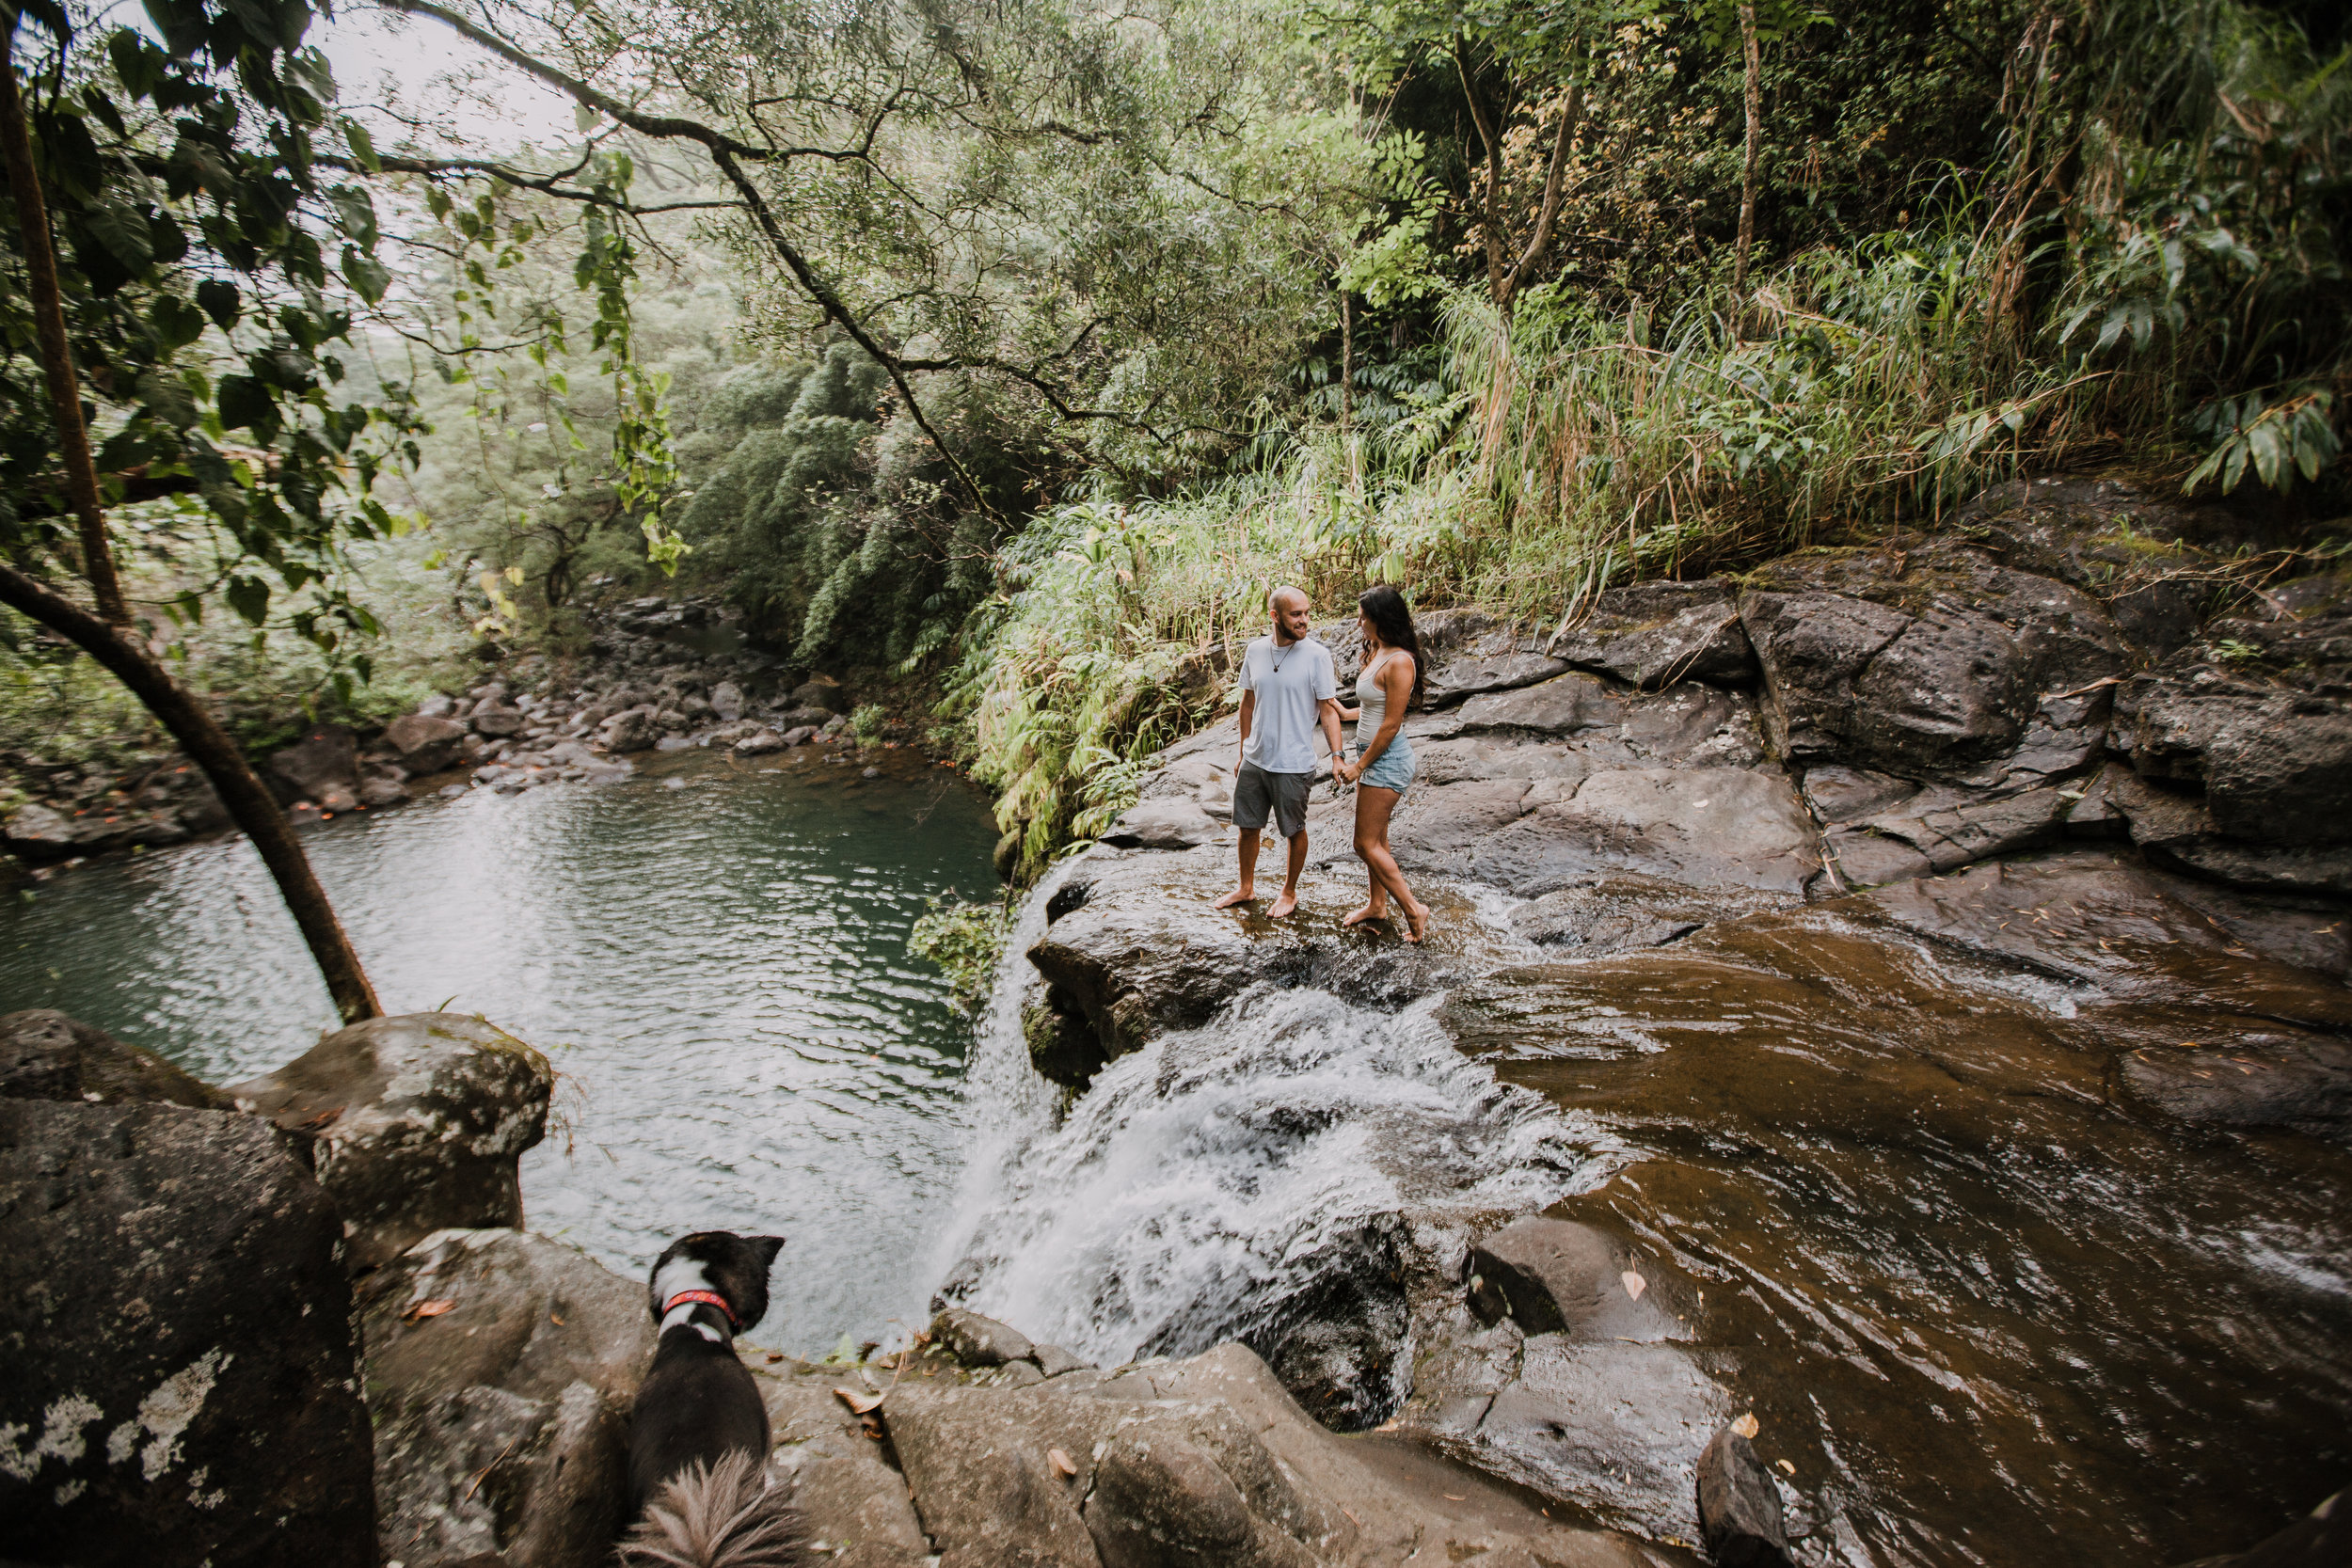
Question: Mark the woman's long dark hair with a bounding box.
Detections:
[1358,584,1424,708]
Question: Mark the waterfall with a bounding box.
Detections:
[933,863,1623,1407]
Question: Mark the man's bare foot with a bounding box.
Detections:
[1267,889,1299,919]
[1341,902,1388,927]
[1211,887,1254,910]
[1402,900,1431,943]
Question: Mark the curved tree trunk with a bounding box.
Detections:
[0,38,380,1025]
[0,565,384,1023]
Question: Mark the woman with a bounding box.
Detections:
[1333,584,1431,942]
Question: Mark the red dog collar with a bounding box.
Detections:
[662,1289,739,1329]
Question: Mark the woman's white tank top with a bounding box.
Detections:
[1356,648,1396,731]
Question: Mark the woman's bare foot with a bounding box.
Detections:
[1341,902,1388,927]
[1402,900,1431,942]
[1211,887,1254,910]
[1267,889,1299,919]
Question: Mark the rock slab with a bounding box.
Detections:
[0,1100,376,1566]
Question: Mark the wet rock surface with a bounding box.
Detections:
[0,1099,376,1567]
[229,1013,553,1271]
[1065,474,2352,1567]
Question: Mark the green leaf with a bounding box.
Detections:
[329,186,378,248]
[225,574,271,626]
[85,199,156,272]
[151,293,207,351]
[341,117,380,173]
[136,368,200,428]
[216,373,275,433]
[342,245,391,305]
[196,277,242,330]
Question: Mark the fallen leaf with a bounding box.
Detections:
[1731,1412,1760,1439]
[405,1298,456,1322]
[1778,1459,1796,1475]
[834,1386,883,1415]
[1620,1270,1646,1300]
[1444,1493,1467,1501]
[1048,1448,1077,1477]
[549,1313,565,1327]
[1374,1417,1401,1433]
[767,1352,786,1363]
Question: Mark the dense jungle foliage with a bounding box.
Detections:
[3,0,2346,871]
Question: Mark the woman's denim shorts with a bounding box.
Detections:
[1349,735,1416,794]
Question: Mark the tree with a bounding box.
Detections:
[0,0,421,1022]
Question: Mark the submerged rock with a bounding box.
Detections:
[229,1013,552,1272]
[0,1099,376,1566]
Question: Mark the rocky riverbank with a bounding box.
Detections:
[976,472,2352,1564]
[0,593,918,873]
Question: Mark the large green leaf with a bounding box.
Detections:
[86,199,159,274]
[225,574,271,626]
[196,277,242,330]
[342,245,391,305]
[215,373,276,434]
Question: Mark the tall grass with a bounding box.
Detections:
[957,127,2348,878]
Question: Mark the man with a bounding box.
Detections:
[1214,585,1343,919]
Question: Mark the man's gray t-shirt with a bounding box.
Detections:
[1239,635,1337,774]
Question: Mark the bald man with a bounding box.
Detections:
[1214,586,1343,919]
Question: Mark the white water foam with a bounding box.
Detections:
[935,900,1624,1367]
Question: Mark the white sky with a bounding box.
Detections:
[316,3,582,155]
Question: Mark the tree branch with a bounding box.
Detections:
[0,559,381,1022]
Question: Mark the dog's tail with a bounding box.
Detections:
[616,1449,811,1568]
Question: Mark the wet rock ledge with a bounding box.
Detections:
[1020,473,2352,1564]
[0,1006,1686,1568]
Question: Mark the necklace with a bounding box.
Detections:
[1269,636,1298,673]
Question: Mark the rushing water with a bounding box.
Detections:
[2,747,998,1354]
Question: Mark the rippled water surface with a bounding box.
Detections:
[1,750,998,1353]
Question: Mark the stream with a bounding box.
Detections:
[4,747,998,1354]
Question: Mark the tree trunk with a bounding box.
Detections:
[0,564,383,1023]
[1733,1,1763,307]
[0,35,380,1025]
[0,27,129,626]
[1340,291,1353,432]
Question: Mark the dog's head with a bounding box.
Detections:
[646,1230,785,1332]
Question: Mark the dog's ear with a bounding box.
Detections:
[749,1235,785,1274]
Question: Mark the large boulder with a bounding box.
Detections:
[1416,610,1570,708]
[872,1340,1651,1568]
[597,706,661,754]
[1738,541,2129,778]
[469,703,528,738]
[793,677,850,714]
[384,713,470,775]
[360,1227,654,1568]
[268,723,360,808]
[0,1099,376,1566]
[1549,578,1759,689]
[709,679,746,721]
[0,1009,227,1108]
[228,1014,552,1271]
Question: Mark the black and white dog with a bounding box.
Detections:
[618,1230,809,1568]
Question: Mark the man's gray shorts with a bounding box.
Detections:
[1232,763,1311,839]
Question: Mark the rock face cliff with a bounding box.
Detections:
[1010,474,2352,1565]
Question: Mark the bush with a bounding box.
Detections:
[907,897,1010,1013]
